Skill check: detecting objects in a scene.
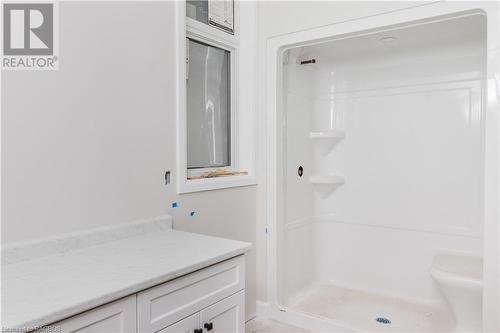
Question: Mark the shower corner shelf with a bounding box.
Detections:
[309,130,345,154]
[309,175,345,198]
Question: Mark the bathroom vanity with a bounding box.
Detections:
[40,256,245,333]
[2,217,251,333]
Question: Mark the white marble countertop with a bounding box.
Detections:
[2,228,251,331]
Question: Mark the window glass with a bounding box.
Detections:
[186,38,231,169]
[186,0,234,34]
[186,1,209,25]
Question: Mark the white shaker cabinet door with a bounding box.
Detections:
[199,291,245,333]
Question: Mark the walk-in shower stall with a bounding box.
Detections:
[265,3,500,333]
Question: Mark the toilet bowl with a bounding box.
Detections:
[430,253,483,332]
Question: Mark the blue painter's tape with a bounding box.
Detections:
[171,202,178,208]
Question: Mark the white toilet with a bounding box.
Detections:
[431,253,483,332]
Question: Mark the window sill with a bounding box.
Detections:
[178,174,257,194]
[187,169,248,180]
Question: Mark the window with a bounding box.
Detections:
[177,0,256,193]
[186,0,234,34]
[186,38,231,169]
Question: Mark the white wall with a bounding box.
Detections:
[256,0,437,305]
[1,1,257,319]
[2,2,175,243]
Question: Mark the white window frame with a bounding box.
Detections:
[176,1,256,193]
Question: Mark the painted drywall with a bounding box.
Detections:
[258,1,430,38]
[256,0,446,305]
[1,1,257,319]
[2,2,176,243]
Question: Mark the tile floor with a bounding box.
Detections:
[245,318,311,333]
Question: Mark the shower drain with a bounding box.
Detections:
[375,317,391,324]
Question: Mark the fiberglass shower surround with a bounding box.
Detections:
[279,13,486,333]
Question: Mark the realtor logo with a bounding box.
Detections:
[2,2,58,70]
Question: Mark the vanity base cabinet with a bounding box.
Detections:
[39,256,245,333]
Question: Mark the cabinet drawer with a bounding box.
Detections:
[40,295,136,333]
[137,255,245,332]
